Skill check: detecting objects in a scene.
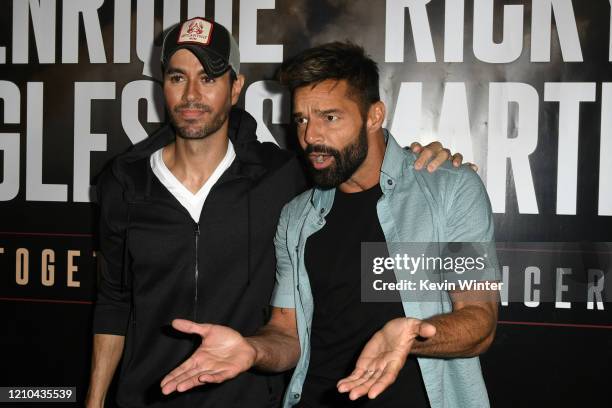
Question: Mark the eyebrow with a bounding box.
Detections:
[164,67,207,76]
[293,108,343,118]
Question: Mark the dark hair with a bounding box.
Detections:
[279,42,380,114]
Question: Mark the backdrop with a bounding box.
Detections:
[1,0,611,406]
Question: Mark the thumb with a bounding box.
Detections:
[418,321,436,338]
[171,319,213,338]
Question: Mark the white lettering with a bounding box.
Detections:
[487,83,539,214]
[0,81,20,201]
[444,0,464,62]
[113,0,131,63]
[524,266,540,307]
[13,0,56,64]
[26,82,67,201]
[555,267,571,309]
[73,82,115,202]
[473,0,523,63]
[385,0,435,63]
[121,80,164,144]
[544,83,596,215]
[62,0,107,63]
[531,0,582,62]
[500,265,509,306]
[587,269,605,310]
[600,83,612,215]
[239,0,282,63]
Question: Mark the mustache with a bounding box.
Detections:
[304,144,340,156]
[174,103,212,113]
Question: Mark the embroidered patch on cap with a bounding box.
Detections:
[177,18,213,46]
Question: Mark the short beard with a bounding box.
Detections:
[304,124,368,189]
[170,102,229,140]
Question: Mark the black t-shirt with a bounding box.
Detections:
[297,185,430,407]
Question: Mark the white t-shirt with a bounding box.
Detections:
[150,141,236,222]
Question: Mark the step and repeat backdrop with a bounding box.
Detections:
[1,0,611,406]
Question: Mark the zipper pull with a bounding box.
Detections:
[195,223,200,235]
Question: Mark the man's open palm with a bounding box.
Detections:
[160,319,256,395]
[337,318,436,400]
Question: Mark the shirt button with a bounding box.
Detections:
[387,179,393,185]
[293,393,301,399]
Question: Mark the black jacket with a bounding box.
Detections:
[93,108,306,407]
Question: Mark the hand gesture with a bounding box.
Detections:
[160,319,256,395]
[337,318,436,400]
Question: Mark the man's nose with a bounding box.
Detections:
[304,121,323,145]
[183,79,201,102]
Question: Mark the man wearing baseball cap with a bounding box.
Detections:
[86,17,466,408]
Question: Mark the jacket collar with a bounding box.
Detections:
[112,107,274,199]
[309,130,414,216]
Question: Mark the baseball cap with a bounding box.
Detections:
[161,17,240,78]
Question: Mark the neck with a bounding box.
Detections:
[338,129,386,193]
[163,121,230,194]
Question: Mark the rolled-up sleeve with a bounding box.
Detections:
[92,168,131,335]
[270,203,296,308]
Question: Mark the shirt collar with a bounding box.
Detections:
[310,129,415,216]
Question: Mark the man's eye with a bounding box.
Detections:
[326,115,338,122]
[202,76,215,83]
[169,75,184,83]
[294,117,308,125]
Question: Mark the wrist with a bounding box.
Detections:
[244,337,259,368]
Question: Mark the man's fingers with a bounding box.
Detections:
[175,374,206,393]
[346,370,384,400]
[419,321,437,338]
[198,370,231,384]
[337,367,366,389]
[171,319,213,338]
[426,148,451,172]
[451,153,463,167]
[467,162,479,172]
[162,366,225,395]
[409,142,423,153]
[413,147,433,170]
[161,365,203,394]
[160,359,195,389]
[367,367,400,399]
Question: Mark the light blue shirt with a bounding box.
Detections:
[271,130,499,408]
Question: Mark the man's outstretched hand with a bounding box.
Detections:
[411,141,478,172]
[336,318,436,401]
[160,319,256,395]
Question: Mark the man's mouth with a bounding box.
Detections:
[178,109,206,120]
[309,153,334,170]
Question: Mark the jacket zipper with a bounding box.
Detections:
[194,222,200,320]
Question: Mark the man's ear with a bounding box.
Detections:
[366,100,386,132]
[231,74,246,105]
